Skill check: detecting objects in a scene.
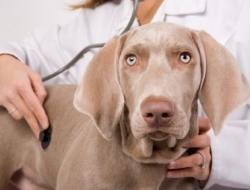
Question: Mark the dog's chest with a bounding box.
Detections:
[71,134,166,189]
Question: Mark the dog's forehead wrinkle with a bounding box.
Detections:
[170,41,196,52]
[123,43,148,56]
[125,37,157,52]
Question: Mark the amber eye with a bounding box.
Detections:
[126,55,137,66]
[179,53,191,64]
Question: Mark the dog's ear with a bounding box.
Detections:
[192,31,250,135]
[74,36,125,140]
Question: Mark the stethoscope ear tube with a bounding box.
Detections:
[42,43,105,82]
[42,0,142,82]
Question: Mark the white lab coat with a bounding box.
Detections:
[0,0,249,189]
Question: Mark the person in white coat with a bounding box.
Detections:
[0,0,249,190]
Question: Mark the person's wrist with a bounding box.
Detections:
[0,54,19,62]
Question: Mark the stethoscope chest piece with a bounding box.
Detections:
[39,125,53,150]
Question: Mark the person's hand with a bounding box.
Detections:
[166,117,212,181]
[0,54,49,138]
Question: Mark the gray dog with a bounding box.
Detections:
[1,22,250,190]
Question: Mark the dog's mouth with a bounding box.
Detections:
[146,127,186,141]
[147,132,178,148]
[148,132,168,141]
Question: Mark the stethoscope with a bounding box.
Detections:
[42,0,144,82]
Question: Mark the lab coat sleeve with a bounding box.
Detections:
[0,25,69,82]
[205,119,250,189]
[204,0,250,189]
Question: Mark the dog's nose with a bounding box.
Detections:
[141,100,174,127]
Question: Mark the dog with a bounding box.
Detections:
[0,22,249,190]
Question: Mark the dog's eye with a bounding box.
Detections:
[179,53,191,64]
[126,55,137,66]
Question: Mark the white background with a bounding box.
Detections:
[0,0,81,43]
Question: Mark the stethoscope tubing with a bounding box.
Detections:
[42,0,142,82]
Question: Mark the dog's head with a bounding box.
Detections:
[74,22,250,163]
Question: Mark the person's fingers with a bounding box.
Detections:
[183,133,210,148]
[6,91,41,138]
[29,70,49,129]
[1,102,23,120]
[18,79,49,130]
[198,117,211,134]
[166,165,209,180]
[167,151,205,169]
[29,71,47,105]
[166,148,211,180]
[2,81,44,138]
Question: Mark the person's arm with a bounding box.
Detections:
[0,24,70,138]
